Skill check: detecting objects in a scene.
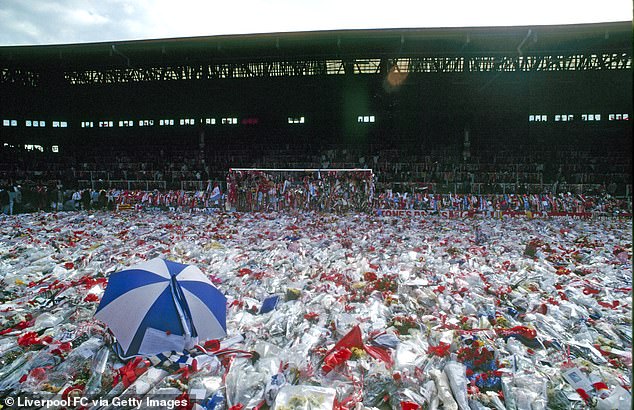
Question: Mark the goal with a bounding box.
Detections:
[226,168,375,213]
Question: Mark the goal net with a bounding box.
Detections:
[226,168,375,213]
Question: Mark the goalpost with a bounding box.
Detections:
[226,168,375,213]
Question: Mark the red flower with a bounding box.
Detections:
[428,342,451,357]
[18,331,50,347]
[467,385,480,395]
[576,388,591,403]
[364,271,378,281]
[304,312,320,321]
[324,347,353,370]
[28,366,49,381]
[237,268,252,277]
[203,339,220,352]
[555,267,570,275]
[84,294,99,302]
[598,300,620,309]
[400,401,420,410]
[51,342,72,356]
[15,319,34,330]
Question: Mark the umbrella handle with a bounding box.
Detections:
[170,276,193,339]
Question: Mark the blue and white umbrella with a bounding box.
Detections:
[95,258,227,358]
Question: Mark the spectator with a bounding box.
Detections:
[9,183,21,215]
[81,189,91,210]
[72,190,82,210]
[98,190,107,210]
[0,186,9,215]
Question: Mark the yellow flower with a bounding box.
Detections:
[351,347,366,359]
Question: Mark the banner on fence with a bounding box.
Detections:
[375,209,600,219]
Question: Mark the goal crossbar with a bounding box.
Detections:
[230,168,373,173]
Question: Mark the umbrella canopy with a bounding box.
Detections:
[95,258,226,358]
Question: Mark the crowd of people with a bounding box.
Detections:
[375,190,631,215]
[3,180,630,217]
[0,138,631,216]
[0,182,21,215]
[1,140,631,194]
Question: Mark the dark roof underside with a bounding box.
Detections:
[0,21,631,70]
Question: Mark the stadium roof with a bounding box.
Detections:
[1,21,631,70]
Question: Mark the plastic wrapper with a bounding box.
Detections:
[444,361,470,410]
[388,387,429,410]
[32,311,68,331]
[272,385,336,410]
[185,354,224,403]
[362,367,394,408]
[595,385,632,410]
[17,350,66,393]
[201,390,226,410]
[265,372,288,406]
[0,210,630,409]
[430,368,458,410]
[85,346,110,398]
[393,334,428,372]
[121,367,170,401]
[225,357,267,408]
[0,351,36,392]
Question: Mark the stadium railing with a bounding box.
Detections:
[180,180,225,191]
[77,179,166,191]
